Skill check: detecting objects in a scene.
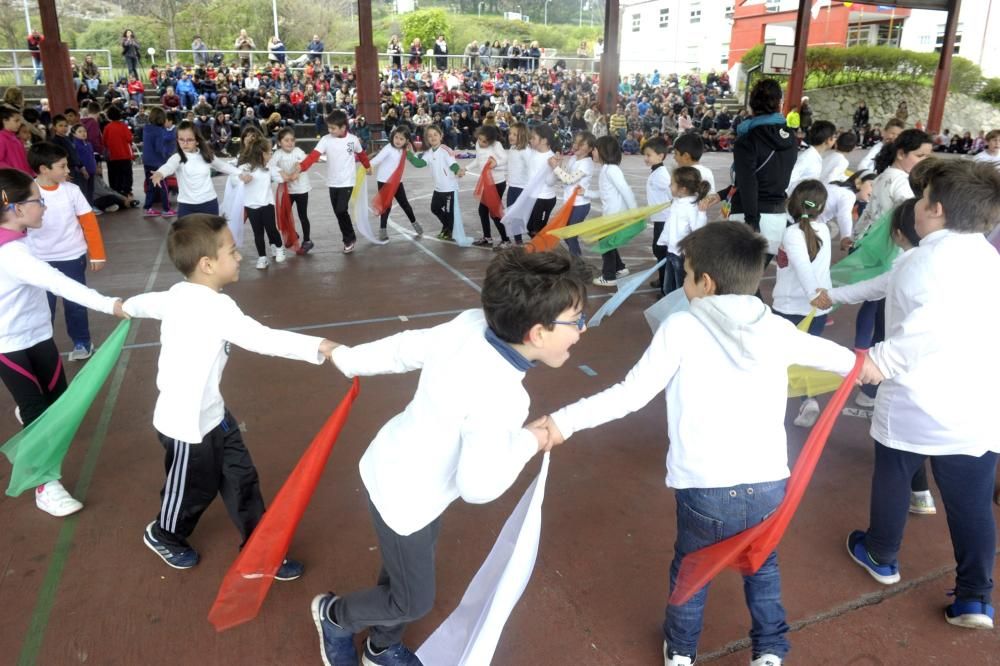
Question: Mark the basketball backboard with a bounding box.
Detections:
[762,44,795,76]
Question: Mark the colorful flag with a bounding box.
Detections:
[644,287,690,333]
[209,378,361,631]
[351,165,388,246]
[589,259,666,327]
[830,210,899,287]
[525,188,579,253]
[596,218,647,253]
[474,161,505,221]
[548,204,668,241]
[371,151,408,216]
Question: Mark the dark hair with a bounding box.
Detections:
[890,198,920,248]
[642,136,669,157]
[106,107,122,122]
[594,135,622,165]
[678,222,768,296]
[28,141,69,172]
[168,214,229,277]
[0,105,21,123]
[874,128,931,174]
[748,79,783,116]
[806,120,836,147]
[475,124,499,145]
[986,129,1000,142]
[787,179,828,261]
[237,132,270,169]
[673,133,703,161]
[176,120,214,163]
[921,159,1000,234]
[390,125,411,143]
[147,106,166,126]
[51,114,68,126]
[482,247,589,343]
[884,118,905,131]
[70,123,85,137]
[325,110,347,127]
[672,166,710,202]
[530,124,559,152]
[834,170,876,193]
[835,131,857,152]
[0,167,36,210]
[573,131,597,153]
[64,107,78,116]
[276,127,295,143]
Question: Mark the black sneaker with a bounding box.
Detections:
[310,593,358,666]
[143,521,199,569]
[362,638,423,665]
[275,558,304,581]
[411,221,424,238]
[472,237,492,247]
[299,240,315,254]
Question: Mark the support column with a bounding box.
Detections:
[597,0,620,115]
[926,0,960,134]
[355,0,382,146]
[38,0,77,114]
[784,0,811,115]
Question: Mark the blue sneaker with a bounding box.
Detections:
[945,600,995,629]
[275,558,304,581]
[846,530,900,585]
[68,343,94,361]
[310,593,358,666]
[362,638,423,666]
[143,521,199,569]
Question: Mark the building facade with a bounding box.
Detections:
[618,0,737,76]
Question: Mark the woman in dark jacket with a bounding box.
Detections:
[121,30,141,80]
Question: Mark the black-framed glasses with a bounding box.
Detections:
[551,313,587,331]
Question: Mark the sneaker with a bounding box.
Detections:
[143,521,199,569]
[35,480,83,517]
[471,237,492,247]
[662,641,694,666]
[945,600,995,629]
[378,228,389,241]
[593,276,617,287]
[299,240,315,254]
[104,204,120,213]
[411,221,423,238]
[909,490,937,515]
[343,242,356,254]
[846,530,900,585]
[68,343,94,361]
[143,208,160,217]
[750,655,782,666]
[362,638,423,666]
[14,405,22,425]
[256,256,269,270]
[273,245,287,264]
[310,593,359,666]
[441,233,453,242]
[274,558,304,581]
[793,398,821,427]
[93,208,104,216]
[855,391,876,408]
[161,208,178,217]
[615,267,630,279]
[128,199,141,208]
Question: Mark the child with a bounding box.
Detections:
[297,110,372,254]
[141,107,174,217]
[673,133,716,193]
[0,105,32,174]
[972,128,1000,170]
[268,128,313,251]
[26,142,107,361]
[237,134,285,269]
[771,179,832,428]
[49,114,84,190]
[152,121,247,217]
[786,120,836,195]
[591,136,636,287]
[101,106,135,201]
[368,126,423,242]
[643,137,672,290]
[123,214,336,572]
[311,248,589,666]
[470,125,507,247]
[71,124,97,205]
[848,159,1000,630]
[540,222,857,666]
[857,118,904,173]
[504,122,530,244]
[820,171,876,241]
[409,124,465,240]
[525,124,559,237]
[820,131,856,184]
[0,167,124,516]
[655,166,710,295]
[552,131,597,256]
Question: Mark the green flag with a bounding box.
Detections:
[830,210,900,287]
[597,219,647,254]
[2,320,130,496]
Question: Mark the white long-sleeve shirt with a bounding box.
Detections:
[0,234,117,353]
[772,219,833,316]
[554,155,593,207]
[370,144,407,183]
[507,147,531,189]
[268,147,310,194]
[123,282,325,443]
[827,248,915,306]
[856,141,882,172]
[550,295,855,489]
[417,146,460,193]
[868,230,1000,456]
[239,165,283,209]
[786,146,823,195]
[528,149,558,199]
[597,164,637,215]
[471,142,508,184]
[854,166,912,240]
[646,165,671,222]
[331,309,540,536]
[818,183,856,240]
[157,151,242,204]
[656,196,706,255]
[820,151,850,183]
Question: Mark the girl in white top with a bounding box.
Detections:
[504,123,531,244]
[655,166,710,294]
[592,135,637,286]
[269,128,314,253]
[772,179,832,428]
[819,171,875,241]
[0,168,124,517]
[152,121,247,217]
[470,125,508,247]
[552,131,596,256]
[236,134,284,269]
[369,126,422,240]
[410,124,465,239]
[525,124,560,237]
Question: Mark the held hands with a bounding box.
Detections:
[840,237,855,252]
[857,353,886,386]
[526,415,566,453]
[367,166,373,175]
[238,173,253,183]
[456,167,467,178]
[547,155,561,169]
[810,289,833,310]
[698,192,721,212]
[318,339,341,361]
[113,299,129,319]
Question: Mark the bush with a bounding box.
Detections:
[401,9,451,50]
[979,78,1000,106]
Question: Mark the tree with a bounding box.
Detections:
[401,9,450,49]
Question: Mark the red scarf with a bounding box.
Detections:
[473,161,504,221]
[274,183,301,252]
[371,150,408,216]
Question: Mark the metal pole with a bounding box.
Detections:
[272,0,280,41]
[23,0,31,34]
[544,0,548,25]
[579,0,583,27]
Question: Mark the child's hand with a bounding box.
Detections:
[857,354,885,386]
[90,260,106,272]
[456,167,466,178]
[547,155,560,169]
[239,173,253,183]
[113,299,130,319]
[840,237,854,252]
[367,166,373,176]
[810,289,833,310]
[526,415,565,452]
[698,192,720,212]
[318,339,340,360]
[150,172,163,186]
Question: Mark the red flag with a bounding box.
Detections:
[669,352,864,606]
[208,378,361,631]
[371,151,408,216]
[274,182,301,252]
[524,187,580,253]
[474,161,505,221]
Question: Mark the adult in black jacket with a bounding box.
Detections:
[729,78,797,259]
[852,100,869,136]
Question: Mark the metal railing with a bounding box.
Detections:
[0,49,113,86]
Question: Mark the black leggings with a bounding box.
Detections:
[377,181,416,229]
[0,338,67,428]
[328,186,357,244]
[246,204,282,256]
[431,190,454,233]
[289,192,311,242]
[479,181,507,239]
[527,197,557,237]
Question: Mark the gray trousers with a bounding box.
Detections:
[333,499,442,647]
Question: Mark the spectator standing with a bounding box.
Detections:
[433,35,448,70]
[853,100,869,140]
[387,35,403,70]
[268,36,286,65]
[308,34,325,63]
[799,96,813,134]
[121,30,141,80]
[192,36,208,67]
[234,29,256,69]
[409,38,424,70]
[27,30,43,84]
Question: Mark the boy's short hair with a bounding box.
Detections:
[986,129,1000,142]
[482,248,589,344]
[642,136,669,156]
[921,159,1000,234]
[807,120,836,147]
[678,222,768,296]
[167,214,228,277]
[325,110,347,127]
[51,114,68,126]
[28,141,68,172]
[835,131,858,152]
[885,118,905,131]
[673,133,703,161]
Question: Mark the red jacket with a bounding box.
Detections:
[127,80,145,95]
[102,121,133,161]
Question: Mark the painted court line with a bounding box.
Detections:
[578,365,598,377]
[388,219,483,293]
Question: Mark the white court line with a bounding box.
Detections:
[388,218,484,293]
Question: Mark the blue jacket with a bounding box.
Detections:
[176,78,196,96]
[141,124,171,168]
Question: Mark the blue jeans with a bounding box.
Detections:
[665,480,790,661]
[854,299,884,399]
[46,254,91,348]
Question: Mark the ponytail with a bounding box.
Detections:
[672,166,708,201]
[874,128,931,174]
[787,179,828,261]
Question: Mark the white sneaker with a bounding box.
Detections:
[855,391,876,408]
[255,256,269,270]
[793,398,821,427]
[593,276,617,287]
[616,267,631,278]
[750,655,782,666]
[909,490,937,515]
[14,406,22,425]
[663,641,694,666]
[36,480,83,517]
[104,204,120,213]
[273,245,287,263]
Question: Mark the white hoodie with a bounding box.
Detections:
[551,295,855,489]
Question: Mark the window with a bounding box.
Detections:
[690,9,701,23]
[876,22,902,47]
[632,12,641,32]
[659,8,669,28]
[846,26,870,47]
[765,0,781,13]
[919,34,932,46]
[935,31,961,54]
[720,48,730,65]
[725,5,735,20]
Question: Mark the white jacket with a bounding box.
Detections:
[507,147,531,189]
[597,164,637,215]
[471,142,508,184]
[656,196,706,255]
[157,151,242,204]
[772,218,833,316]
[554,155,593,207]
[646,165,671,222]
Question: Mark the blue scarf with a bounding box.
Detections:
[736,112,787,138]
[484,327,534,372]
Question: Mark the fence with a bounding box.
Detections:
[0,49,113,86]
